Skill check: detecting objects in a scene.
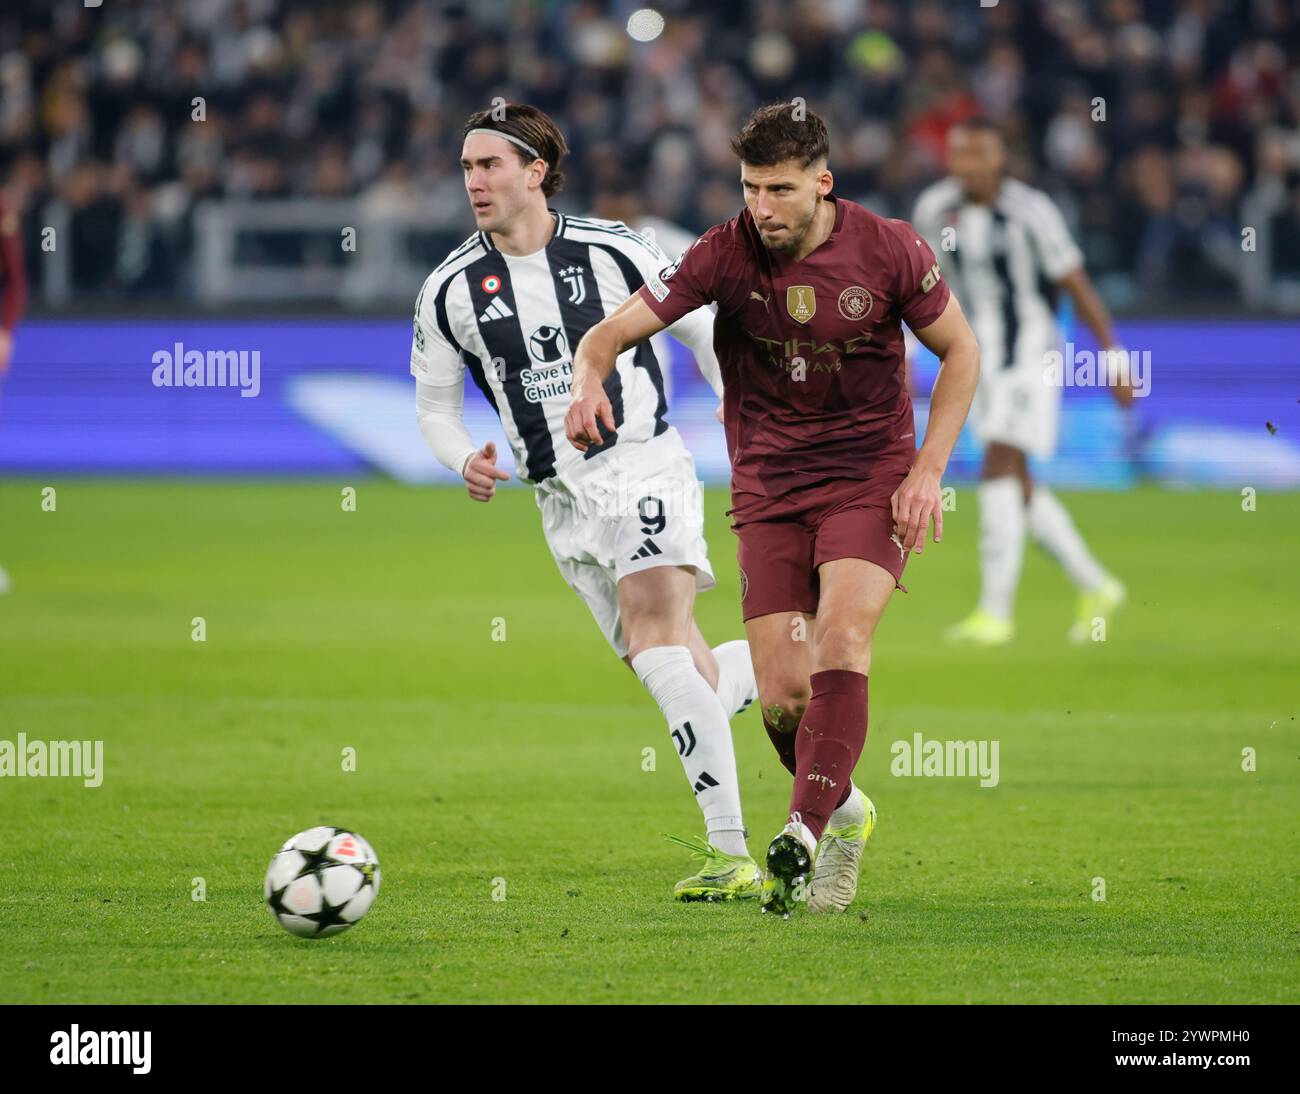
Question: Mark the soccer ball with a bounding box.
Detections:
[265,826,380,938]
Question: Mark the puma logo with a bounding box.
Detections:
[750,290,770,310]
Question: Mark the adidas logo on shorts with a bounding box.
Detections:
[630,538,662,560]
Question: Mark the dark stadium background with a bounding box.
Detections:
[0,0,1296,486]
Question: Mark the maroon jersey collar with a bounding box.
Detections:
[763,193,844,269]
[827,192,845,236]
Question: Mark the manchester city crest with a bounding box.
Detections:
[838,285,873,320]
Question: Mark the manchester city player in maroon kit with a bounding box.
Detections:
[566,104,980,916]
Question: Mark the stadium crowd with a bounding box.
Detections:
[0,0,1297,306]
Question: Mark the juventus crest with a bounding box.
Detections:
[558,264,587,305]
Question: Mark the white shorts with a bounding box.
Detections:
[969,340,1062,459]
[536,427,716,659]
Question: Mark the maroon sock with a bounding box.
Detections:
[789,669,868,841]
[762,713,798,777]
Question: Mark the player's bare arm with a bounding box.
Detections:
[1057,267,1133,407]
[892,293,980,553]
[565,293,668,451]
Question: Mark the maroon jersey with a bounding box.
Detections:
[0,194,25,333]
[638,195,950,523]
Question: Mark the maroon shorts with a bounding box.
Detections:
[731,463,912,622]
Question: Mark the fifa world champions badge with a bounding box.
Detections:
[786,285,816,323]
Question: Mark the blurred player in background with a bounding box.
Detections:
[0,181,28,594]
[913,118,1132,646]
[568,104,980,916]
[411,104,762,901]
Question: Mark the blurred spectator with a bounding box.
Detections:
[0,0,1297,309]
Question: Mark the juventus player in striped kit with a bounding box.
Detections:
[913,117,1131,646]
[411,104,762,901]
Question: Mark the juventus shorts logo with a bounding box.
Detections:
[672,722,697,757]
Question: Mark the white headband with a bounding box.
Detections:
[465,127,543,162]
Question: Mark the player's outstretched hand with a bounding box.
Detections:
[463,440,510,502]
[564,381,616,452]
[891,464,943,554]
[1102,346,1135,407]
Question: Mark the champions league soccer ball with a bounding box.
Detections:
[265,826,380,938]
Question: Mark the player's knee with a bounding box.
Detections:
[812,620,872,671]
[624,616,689,659]
[758,687,809,733]
[620,585,690,646]
[623,601,684,648]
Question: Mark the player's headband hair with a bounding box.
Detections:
[465,127,543,162]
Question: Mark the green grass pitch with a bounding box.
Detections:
[0,479,1296,1004]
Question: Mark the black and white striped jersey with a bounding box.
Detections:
[411,211,715,486]
[912,177,1084,369]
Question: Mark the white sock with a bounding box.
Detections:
[977,476,1027,621]
[711,639,757,719]
[1027,486,1109,591]
[828,780,858,826]
[632,645,748,858]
